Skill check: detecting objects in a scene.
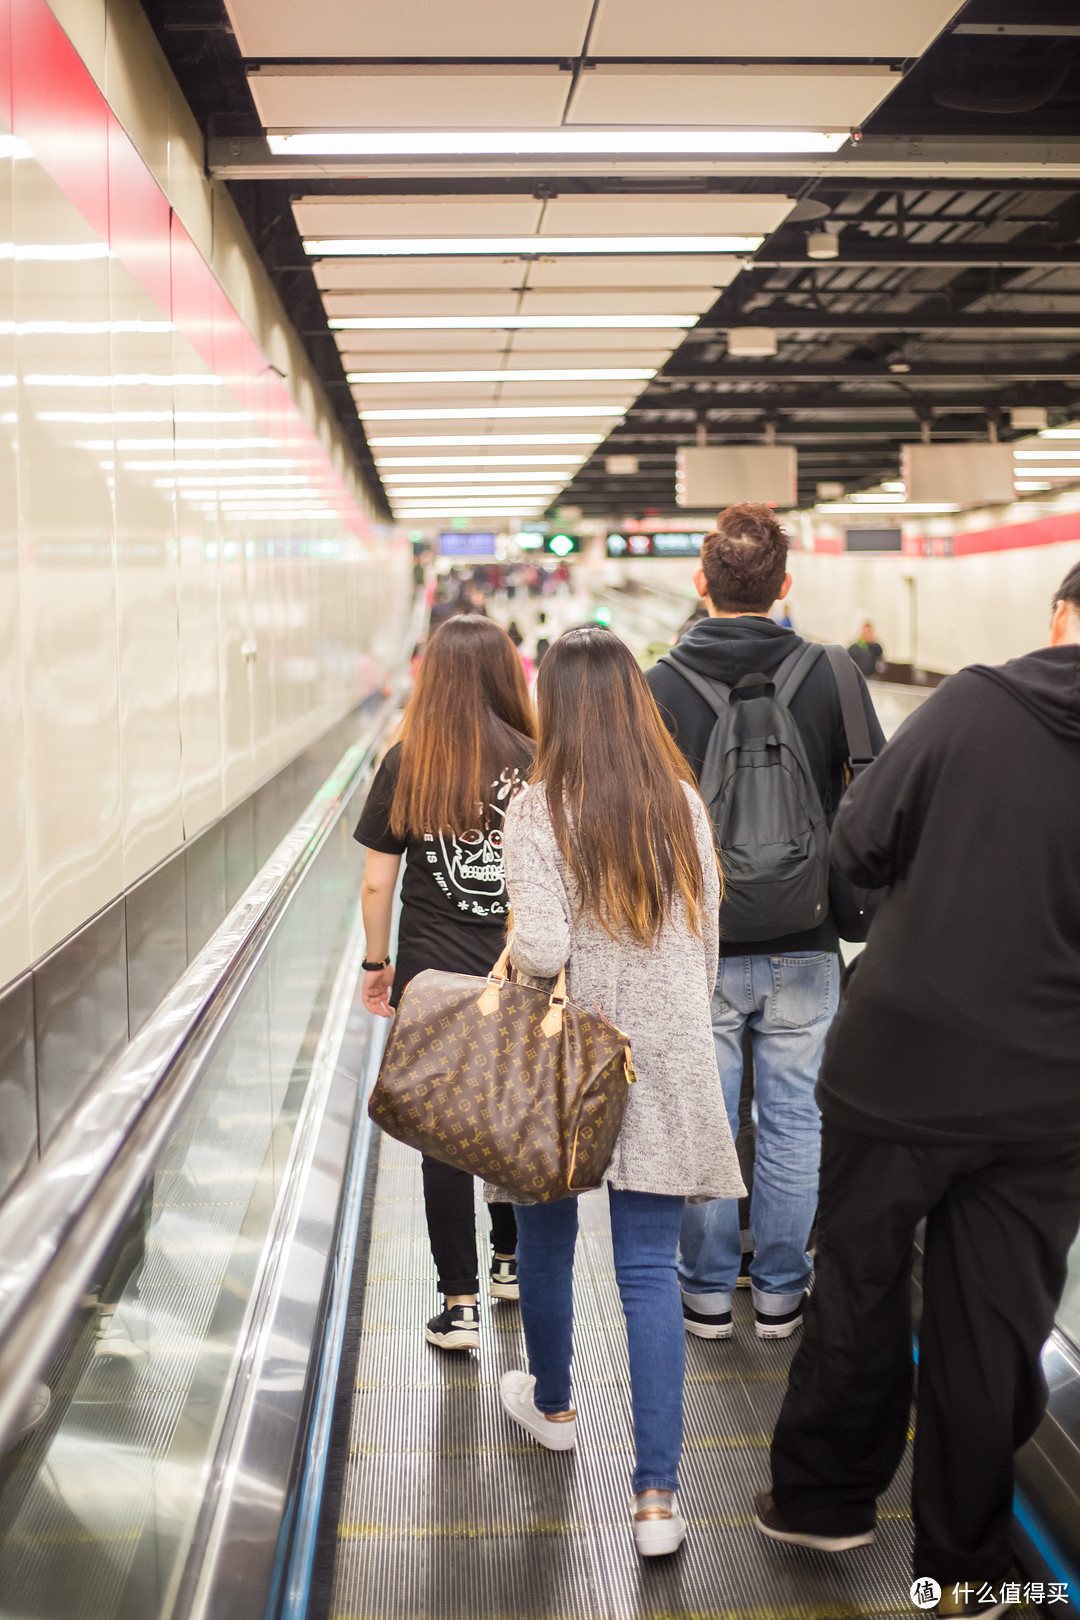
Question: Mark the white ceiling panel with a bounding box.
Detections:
[294,199,545,239]
[315,259,529,293]
[516,290,717,315]
[524,257,739,290]
[538,195,794,236]
[506,332,678,359]
[323,292,522,318]
[337,333,511,358]
[224,0,595,58]
[587,0,962,57]
[249,68,570,131]
[353,387,503,406]
[568,66,900,130]
[489,383,639,402]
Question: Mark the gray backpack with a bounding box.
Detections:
[660,641,831,942]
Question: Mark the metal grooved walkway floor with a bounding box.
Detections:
[331,1135,916,1620]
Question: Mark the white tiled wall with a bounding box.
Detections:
[0,2,411,990]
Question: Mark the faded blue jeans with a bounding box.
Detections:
[514,1186,686,1494]
[678,951,839,1320]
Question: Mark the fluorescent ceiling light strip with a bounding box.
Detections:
[331,314,694,331]
[1011,467,1080,477]
[815,502,959,514]
[392,490,561,500]
[370,434,602,447]
[361,405,625,421]
[383,473,564,485]
[1014,448,1080,458]
[274,131,845,157]
[312,237,761,259]
[377,454,580,467]
[351,368,654,384]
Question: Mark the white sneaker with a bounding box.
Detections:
[498,1370,577,1451]
[632,1492,687,1557]
[95,1311,148,1361]
[5,1382,50,1451]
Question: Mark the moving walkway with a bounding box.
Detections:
[0,686,1077,1620]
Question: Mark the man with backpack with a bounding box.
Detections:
[753,562,1080,1619]
[646,504,884,1341]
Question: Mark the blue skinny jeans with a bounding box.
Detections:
[514,1185,686,1494]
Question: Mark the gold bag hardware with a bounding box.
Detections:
[368,944,634,1202]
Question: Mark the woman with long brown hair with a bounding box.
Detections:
[354,615,535,1350]
[495,627,743,1556]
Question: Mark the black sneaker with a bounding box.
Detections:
[753,1489,874,1552]
[682,1301,732,1340]
[755,1298,805,1340]
[737,1251,753,1289]
[489,1255,519,1301]
[425,1304,480,1351]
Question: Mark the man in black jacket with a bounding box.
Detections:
[646,506,884,1341]
[754,561,1080,1620]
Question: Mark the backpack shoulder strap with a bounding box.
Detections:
[772,640,826,708]
[822,645,877,774]
[656,651,731,718]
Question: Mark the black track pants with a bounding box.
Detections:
[421,1154,517,1296]
[769,1119,1080,1584]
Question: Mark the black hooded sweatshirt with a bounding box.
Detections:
[646,615,885,956]
[819,645,1080,1143]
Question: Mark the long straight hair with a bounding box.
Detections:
[390,615,535,839]
[533,627,710,943]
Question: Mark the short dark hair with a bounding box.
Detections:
[1054,561,1080,613]
[699,503,790,612]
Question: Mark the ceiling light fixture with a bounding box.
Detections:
[1013,448,1080,458]
[806,230,839,260]
[377,454,582,467]
[331,314,695,331]
[815,501,960,513]
[360,405,626,421]
[310,237,762,259]
[370,434,603,448]
[350,368,655,384]
[273,131,846,157]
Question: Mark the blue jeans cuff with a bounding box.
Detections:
[681,1288,733,1315]
[751,1285,806,1315]
[634,1475,679,1495]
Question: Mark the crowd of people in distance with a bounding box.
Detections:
[356,504,1080,1617]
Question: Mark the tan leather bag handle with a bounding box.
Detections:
[477,943,567,1035]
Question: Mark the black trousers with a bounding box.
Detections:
[770,1119,1080,1584]
[421,1155,517,1295]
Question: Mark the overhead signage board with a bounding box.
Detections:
[676,445,798,508]
[606,531,706,558]
[438,531,496,557]
[845,527,903,553]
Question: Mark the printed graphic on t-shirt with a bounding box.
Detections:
[423,766,523,918]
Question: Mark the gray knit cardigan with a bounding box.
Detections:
[500,781,745,1202]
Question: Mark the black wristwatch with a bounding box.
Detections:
[362,955,391,972]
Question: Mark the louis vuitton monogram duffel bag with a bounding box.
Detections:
[368,945,635,1201]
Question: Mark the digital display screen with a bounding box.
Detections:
[606,532,706,558]
[845,528,903,553]
[438,532,496,557]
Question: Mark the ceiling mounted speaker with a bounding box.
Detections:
[1010,406,1048,431]
[727,326,777,358]
[807,230,839,260]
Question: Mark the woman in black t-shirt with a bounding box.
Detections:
[354,615,535,1352]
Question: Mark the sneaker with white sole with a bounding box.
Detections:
[632,1491,687,1558]
[425,1304,480,1351]
[754,1298,805,1340]
[489,1255,519,1301]
[95,1310,148,1361]
[754,1488,874,1552]
[498,1369,577,1451]
[3,1383,50,1453]
[682,1301,733,1340]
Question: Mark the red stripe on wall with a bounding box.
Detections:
[4,0,373,539]
[953,511,1080,557]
